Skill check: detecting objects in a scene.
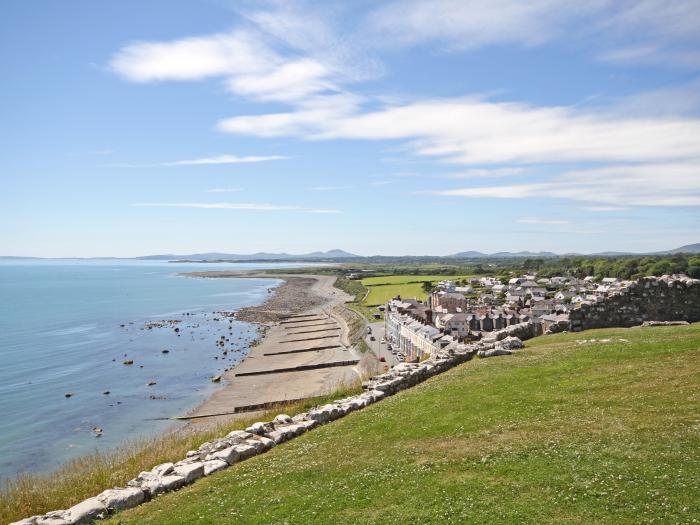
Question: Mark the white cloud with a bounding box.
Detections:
[226,59,334,102]
[431,162,700,207]
[367,0,593,50]
[109,31,276,82]
[106,154,288,167]
[131,202,341,213]
[165,155,288,166]
[368,0,700,67]
[444,167,525,179]
[219,97,700,166]
[204,188,242,193]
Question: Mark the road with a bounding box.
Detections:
[364,321,399,368]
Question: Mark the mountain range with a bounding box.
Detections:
[136,249,358,261]
[3,244,699,261]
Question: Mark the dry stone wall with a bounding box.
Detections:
[569,275,700,332]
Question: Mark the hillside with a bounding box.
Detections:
[107,324,700,524]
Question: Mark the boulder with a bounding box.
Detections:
[36,513,70,525]
[234,443,258,460]
[207,446,240,465]
[202,459,228,476]
[273,414,293,425]
[173,461,204,484]
[64,497,106,524]
[245,422,269,435]
[267,429,286,444]
[127,471,185,497]
[225,430,253,442]
[96,487,145,511]
[477,348,512,358]
[151,462,174,477]
[496,336,523,351]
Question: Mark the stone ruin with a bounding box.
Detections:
[569,275,700,332]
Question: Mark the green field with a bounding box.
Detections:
[107,324,700,524]
[364,282,427,305]
[359,274,474,308]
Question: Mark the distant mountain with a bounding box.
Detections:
[448,244,699,258]
[589,251,633,256]
[449,250,487,258]
[449,250,558,258]
[136,249,359,261]
[664,243,700,254]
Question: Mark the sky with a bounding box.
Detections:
[1,0,699,257]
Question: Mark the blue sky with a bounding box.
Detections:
[2,0,699,257]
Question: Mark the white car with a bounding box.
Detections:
[380,338,386,344]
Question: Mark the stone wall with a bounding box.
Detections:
[569,275,700,332]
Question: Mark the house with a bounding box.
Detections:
[531,300,555,317]
[554,290,575,302]
[601,277,619,285]
[436,313,470,337]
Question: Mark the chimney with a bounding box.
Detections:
[426,309,433,326]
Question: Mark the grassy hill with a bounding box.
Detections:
[105,324,700,524]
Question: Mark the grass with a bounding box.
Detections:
[360,273,474,307]
[365,282,427,305]
[105,323,700,524]
[335,273,475,315]
[0,385,362,525]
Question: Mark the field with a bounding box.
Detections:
[364,282,427,305]
[360,274,474,307]
[106,323,700,524]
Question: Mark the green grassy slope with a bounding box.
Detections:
[109,325,700,525]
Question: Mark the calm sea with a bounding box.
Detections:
[0,259,308,480]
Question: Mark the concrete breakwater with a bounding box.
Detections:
[11,321,541,525]
[569,275,700,332]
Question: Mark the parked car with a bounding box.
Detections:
[370,336,375,341]
[366,327,372,334]
[379,356,386,362]
[380,338,386,344]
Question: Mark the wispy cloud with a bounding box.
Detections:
[131,202,341,213]
[431,162,700,207]
[444,167,525,179]
[105,154,288,168]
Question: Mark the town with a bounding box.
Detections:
[382,273,700,362]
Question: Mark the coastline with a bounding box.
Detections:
[179,272,364,427]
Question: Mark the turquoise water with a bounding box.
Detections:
[0,260,305,480]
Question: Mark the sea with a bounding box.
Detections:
[0,259,312,480]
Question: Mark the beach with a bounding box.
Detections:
[180,272,370,426]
